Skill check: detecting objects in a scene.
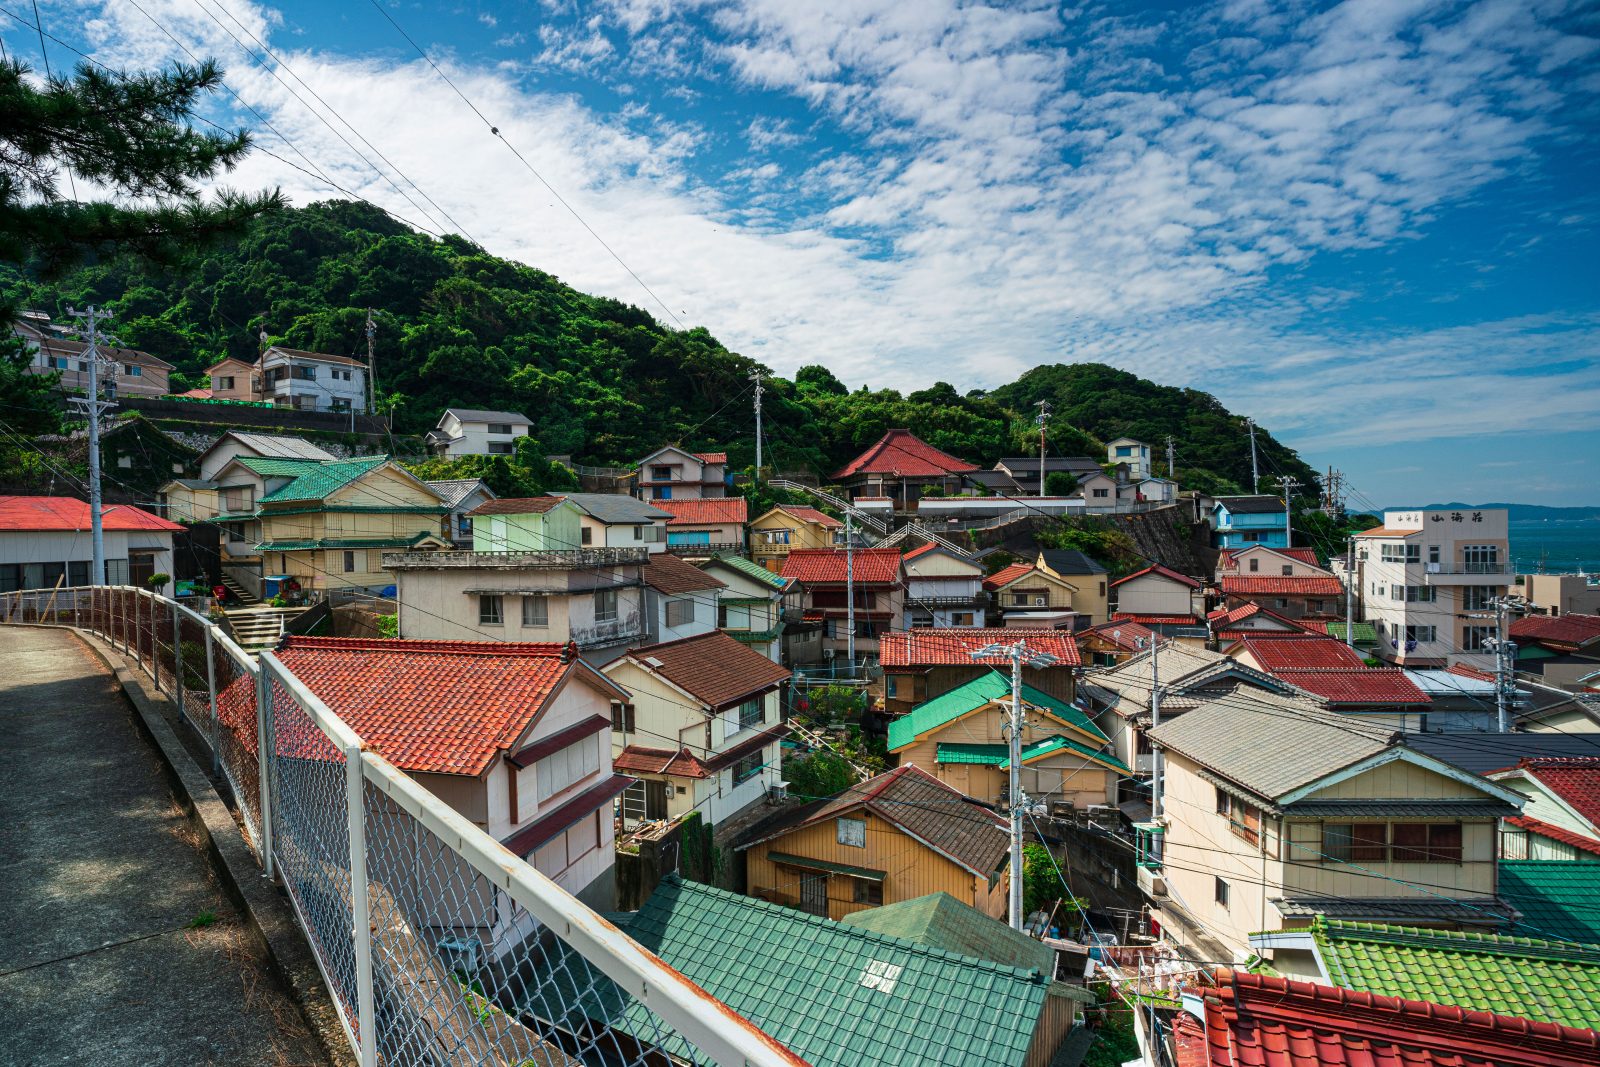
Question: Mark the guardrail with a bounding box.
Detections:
[0,585,802,1067]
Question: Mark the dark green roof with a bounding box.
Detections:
[254,531,443,552]
[1008,734,1131,774]
[1499,860,1600,945]
[1309,916,1600,1030]
[935,736,1130,775]
[234,456,325,478]
[258,456,394,504]
[936,742,1008,765]
[706,552,788,591]
[889,670,1104,751]
[1323,621,1378,643]
[840,891,1053,974]
[523,875,1050,1067]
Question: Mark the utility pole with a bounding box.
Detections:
[1137,635,1163,823]
[66,306,117,585]
[1034,400,1051,498]
[1278,476,1301,548]
[1344,536,1355,649]
[365,308,377,419]
[1489,595,1524,733]
[970,638,1059,930]
[1165,435,1176,481]
[1245,418,1259,494]
[845,511,855,672]
[750,369,764,479]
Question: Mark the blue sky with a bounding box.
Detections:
[8,0,1600,505]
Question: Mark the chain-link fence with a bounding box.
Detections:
[1,587,803,1067]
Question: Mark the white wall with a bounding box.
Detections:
[0,529,174,587]
[439,413,530,458]
[261,350,367,413]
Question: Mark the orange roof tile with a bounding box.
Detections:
[655,497,749,526]
[0,496,182,532]
[982,561,1038,590]
[1353,527,1420,538]
[880,628,1080,668]
[1220,575,1344,597]
[1233,634,1369,670]
[780,547,903,584]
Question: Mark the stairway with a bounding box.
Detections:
[875,522,968,555]
[218,572,259,606]
[767,479,889,536]
[224,606,306,652]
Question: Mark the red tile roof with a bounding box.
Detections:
[832,429,977,480]
[901,542,941,561]
[1206,602,1306,631]
[693,452,728,465]
[1511,614,1600,650]
[614,745,710,779]
[1079,620,1155,652]
[641,552,727,595]
[1219,546,1322,570]
[467,496,568,516]
[1233,634,1370,671]
[1111,563,1201,589]
[654,497,749,526]
[257,636,610,776]
[775,505,841,528]
[879,628,1081,668]
[616,631,791,709]
[1272,667,1430,705]
[1504,815,1600,857]
[1111,613,1199,625]
[1517,757,1600,827]
[1447,662,1497,682]
[0,495,182,532]
[1186,968,1600,1067]
[780,547,903,584]
[982,561,1038,590]
[1219,575,1345,597]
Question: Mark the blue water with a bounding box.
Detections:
[1510,517,1600,574]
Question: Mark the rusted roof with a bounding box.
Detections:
[1273,668,1431,706]
[1233,634,1369,670]
[641,552,727,595]
[468,496,568,516]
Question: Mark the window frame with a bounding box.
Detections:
[837,817,867,848]
[665,597,695,628]
[594,587,619,623]
[521,594,548,627]
[479,593,504,626]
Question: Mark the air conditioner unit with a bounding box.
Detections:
[1137,866,1168,899]
[768,781,790,802]
[437,936,482,976]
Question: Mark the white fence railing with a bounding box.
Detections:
[1,585,803,1067]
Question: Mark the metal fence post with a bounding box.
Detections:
[346,748,377,1067]
[204,625,221,776]
[171,599,183,721]
[256,667,275,881]
[135,591,145,673]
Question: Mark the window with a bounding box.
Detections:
[1092,488,1109,499]
[1463,625,1496,652]
[214,375,235,390]
[1215,789,1260,847]
[1391,823,1462,863]
[1214,877,1230,908]
[652,486,672,500]
[343,550,358,573]
[124,364,142,376]
[611,702,635,732]
[581,526,594,545]
[522,594,548,627]
[766,528,791,545]
[886,676,899,699]
[594,588,618,622]
[1380,543,1420,562]
[1324,824,1389,863]
[1013,593,1029,606]
[1394,585,1436,602]
[1428,545,1440,565]
[535,738,601,801]
[1404,625,1436,643]
[652,466,673,480]
[117,455,133,469]
[950,612,975,626]
[488,423,513,435]
[852,879,884,906]
[837,818,866,848]
[1282,565,1293,576]
[1116,445,1133,456]
[738,697,763,731]
[479,594,504,625]
[1463,586,1497,611]
[1276,598,1289,609]
[1462,544,1500,571]
[732,751,763,785]
[487,442,514,455]
[293,366,315,380]
[1248,558,1259,572]
[666,598,695,628]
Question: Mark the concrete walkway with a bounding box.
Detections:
[0,627,328,1067]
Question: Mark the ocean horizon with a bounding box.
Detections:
[1510,517,1600,574]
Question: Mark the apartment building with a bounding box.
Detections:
[14,311,173,397]
[1355,508,1512,669]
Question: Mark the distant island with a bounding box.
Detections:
[1388,503,1600,521]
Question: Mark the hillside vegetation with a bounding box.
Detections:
[1,200,1316,495]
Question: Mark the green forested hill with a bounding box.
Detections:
[1,200,1316,494]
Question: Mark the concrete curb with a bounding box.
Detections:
[65,626,357,1067]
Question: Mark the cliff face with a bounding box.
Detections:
[968,504,1213,577]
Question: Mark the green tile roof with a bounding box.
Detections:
[259,456,393,504]
[1007,734,1131,774]
[234,456,325,478]
[840,891,1054,974]
[254,531,442,552]
[707,552,788,590]
[935,736,1131,774]
[1499,860,1600,945]
[523,875,1050,1067]
[1324,620,1377,643]
[1310,916,1600,1030]
[889,670,1105,751]
[936,742,1008,765]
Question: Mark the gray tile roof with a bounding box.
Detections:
[1213,495,1287,514]
[1284,800,1519,818]
[1272,895,1517,923]
[442,407,532,425]
[424,478,493,510]
[225,432,336,461]
[1147,690,1397,801]
[1401,732,1600,776]
[555,492,670,524]
[1039,548,1108,575]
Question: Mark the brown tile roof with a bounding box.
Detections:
[773,505,842,528]
[1511,614,1600,650]
[614,745,710,779]
[467,496,568,516]
[617,631,791,710]
[1112,563,1202,589]
[737,765,1008,878]
[641,552,727,595]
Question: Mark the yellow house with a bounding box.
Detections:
[888,670,1128,810]
[737,764,1010,922]
[1142,692,1526,965]
[1036,549,1110,624]
[749,504,843,572]
[252,456,451,591]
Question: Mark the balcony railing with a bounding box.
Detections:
[1424,562,1510,575]
[666,541,745,556]
[572,611,645,648]
[384,548,649,569]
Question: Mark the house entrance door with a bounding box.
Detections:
[799,872,828,916]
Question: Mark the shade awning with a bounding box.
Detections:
[768,851,886,882]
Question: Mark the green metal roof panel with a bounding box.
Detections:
[1324,621,1378,643]
[234,456,325,477]
[521,875,1049,1067]
[840,891,1055,975]
[1499,860,1600,946]
[1311,916,1600,1030]
[889,670,1104,751]
[254,531,441,552]
[1006,734,1132,774]
[708,552,789,590]
[936,742,1008,765]
[258,455,393,503]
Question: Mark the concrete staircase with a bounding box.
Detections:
[218,572,259,606]
[224,606,306,652]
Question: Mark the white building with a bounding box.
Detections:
[258,346,368,413]
[557,493,670,554]
[1105,437,1152,479]
[902,543,986,628]
[1355,508,1512,670]
[0,496,180,590]
[426,408,533,457]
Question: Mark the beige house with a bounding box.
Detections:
[1355,508,1512,669]
[16,313,173,397]
[606,631,791,832]
[1037,549,1110,624]
[1518,573,1600,618]
[984,560,1082,629]
[1145,695,1525,965]
[634,446,729,501]
[902,543,986,628]
[206,357,258,401]
[385,547,649,662]
[1110,563,1206,640]
[749,504,843,572]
